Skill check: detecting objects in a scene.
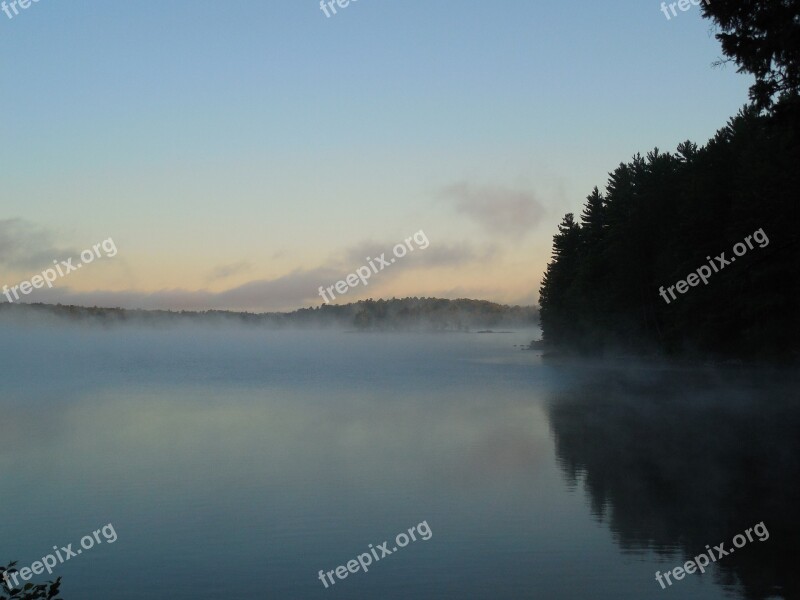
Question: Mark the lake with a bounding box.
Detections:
[1,324,797,599]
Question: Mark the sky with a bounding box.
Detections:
[0,0,752,312]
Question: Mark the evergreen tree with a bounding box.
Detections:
[701,0,800,110]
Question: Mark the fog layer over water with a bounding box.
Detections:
[0,323,796,599]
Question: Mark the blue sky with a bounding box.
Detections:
[0,0,752,310]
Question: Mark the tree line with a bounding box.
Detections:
[0,298,536,332]
[538,0,800,359]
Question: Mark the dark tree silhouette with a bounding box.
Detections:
[701,0,800,110]
[538,107,800,358]
[538,0,800,359]
[539,214,582,349]
[1,564,62,600]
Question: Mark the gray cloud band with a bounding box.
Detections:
[318,230,429,304]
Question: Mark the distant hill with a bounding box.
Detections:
[0,298,538,331]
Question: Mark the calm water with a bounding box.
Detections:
[1,324,797,599]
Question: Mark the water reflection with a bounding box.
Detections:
[545,365,800,599]
[2,325,796,599]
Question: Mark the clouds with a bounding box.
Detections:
[206,261,252,282]
[342,239,497,271]
[441,183,546,239]
[18,266,343,313]
[215,267,341,309]
[0,215,522,312]
[10,234,503,311]
[0,219,76,271]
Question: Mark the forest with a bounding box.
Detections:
[0,297,536,332]
[538,0,800,359]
